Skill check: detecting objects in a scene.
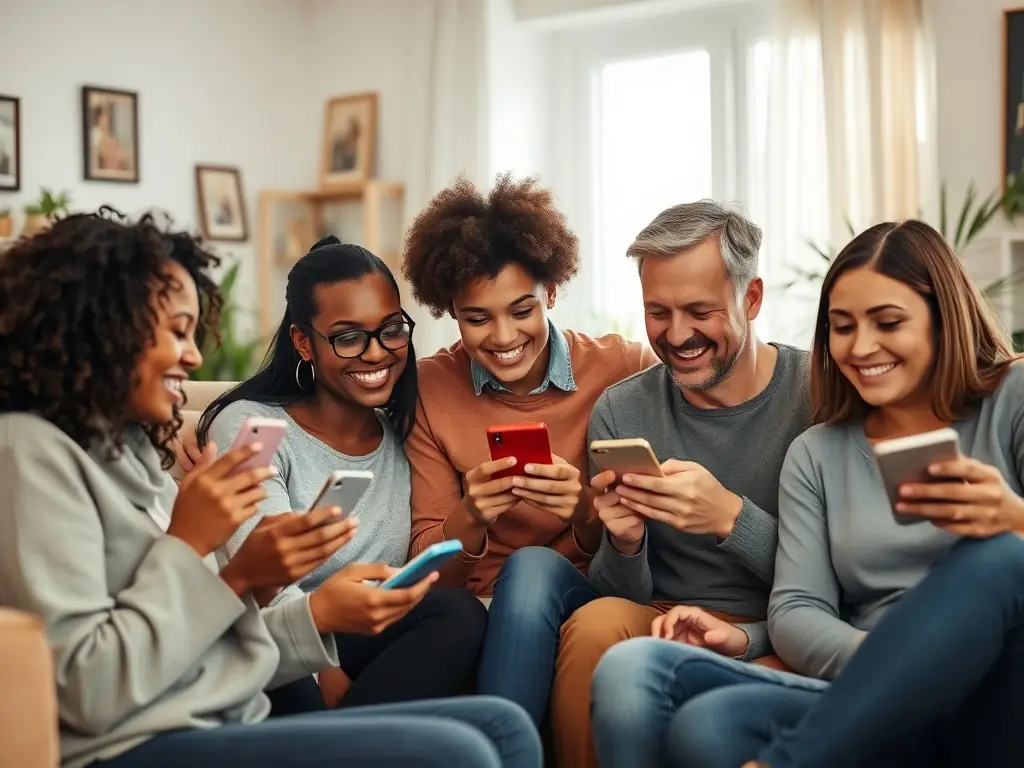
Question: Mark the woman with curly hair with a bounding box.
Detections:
[188,235,487,712]
[0,211,541,768]
[402,174,658,728]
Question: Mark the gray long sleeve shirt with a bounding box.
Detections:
[770,362,1024,679]
[588,343,811,660]
[0,413,338,768]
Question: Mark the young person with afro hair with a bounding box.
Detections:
[401,173,659,731]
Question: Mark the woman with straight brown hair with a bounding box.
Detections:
[589,219,1024,768]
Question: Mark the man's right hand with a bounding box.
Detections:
[168,441,274,558]
[309,562,436,636]
[592,470,645,555]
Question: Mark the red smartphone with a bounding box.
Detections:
[487,422,553,479]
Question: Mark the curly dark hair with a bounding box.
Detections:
[0,208,223,468]
[402,173,580,317]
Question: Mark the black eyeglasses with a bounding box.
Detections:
[301,312,415,359]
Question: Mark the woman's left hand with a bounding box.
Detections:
[510,454,585,523]
[897,458,1024,537]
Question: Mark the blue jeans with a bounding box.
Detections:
[477,546,600,724]
[592,533,1024,768]
[101,695,541,768]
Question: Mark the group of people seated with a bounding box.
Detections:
[0,172,1022,768]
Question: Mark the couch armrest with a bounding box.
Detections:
[0,608,59,767]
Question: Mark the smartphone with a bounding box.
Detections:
[228,417,288,475]
[872,427,961,525]
[487,422,553,480]
[306,470,374,521]
[590,438,664,479]
[379,540,464,590]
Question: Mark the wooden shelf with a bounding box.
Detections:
[257,180,406,338]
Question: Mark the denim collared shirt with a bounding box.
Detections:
[470,321,578,396]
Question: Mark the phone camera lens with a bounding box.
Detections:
[494,433,503,446]
[335,479,344,487]
[252,427,259,434]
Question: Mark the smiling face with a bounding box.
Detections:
[640,237,761,393]
[827,266,935,409]
[452,263,555,394]
[129,260,203,425]
[290,271,409,410]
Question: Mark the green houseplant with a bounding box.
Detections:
[191,261,263,382]
[23,188,71,237]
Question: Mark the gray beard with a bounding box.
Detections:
[672,329,747,393]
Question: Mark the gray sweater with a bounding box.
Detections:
[210,401,411,588]
[588,344,811,660]
[770,362,1024,680]
[0,413,338,768]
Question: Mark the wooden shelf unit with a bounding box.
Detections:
[257,179,405,338]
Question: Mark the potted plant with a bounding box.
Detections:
[0,207,11,238]
[23,188,71,237]
[191,261,263,381]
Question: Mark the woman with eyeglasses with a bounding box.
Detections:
[193,236,488,712]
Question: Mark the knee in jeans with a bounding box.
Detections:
[493,546,575,607]
[950,533,1024,591]
[591,637,661,704]
[666,688,744,767]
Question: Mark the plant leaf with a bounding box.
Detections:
[939,181,948,240]
[954,182,976,250]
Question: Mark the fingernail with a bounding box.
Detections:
[512,477,523,487]
[622,474,634,484]
[896,502,909,512]
[507,457,517,466]
[330,506,342,515]
[525,464,535,474]
[268,466,278,476]
[251,442,264,452]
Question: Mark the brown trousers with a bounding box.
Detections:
[550,597,788,768]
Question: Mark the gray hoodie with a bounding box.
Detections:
[0,413,338,768]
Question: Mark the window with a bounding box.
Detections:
[592,51,713,339]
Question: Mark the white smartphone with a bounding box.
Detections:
[305,470,374,522]
[228,417,288,475]
[590,438,664,479]
[872,427,961,525]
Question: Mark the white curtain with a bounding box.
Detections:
[759,0,929,347]
[402,0,489,356]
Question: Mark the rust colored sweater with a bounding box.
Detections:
[407,330,659,595]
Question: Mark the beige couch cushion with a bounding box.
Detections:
[170,381,237,481]
[0,608,58,768]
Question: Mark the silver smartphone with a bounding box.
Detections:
[306,470,374,523]
[872,428,961,525]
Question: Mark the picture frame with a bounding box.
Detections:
[82,85,139,183]
[1003,9,1024,191]
[195,164,249,242]
[0,95,20,191]
[320,92,378,188]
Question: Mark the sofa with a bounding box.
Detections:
[0,608,59,767]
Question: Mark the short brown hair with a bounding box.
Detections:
[402,173,579,317]
[810,219,1016,425]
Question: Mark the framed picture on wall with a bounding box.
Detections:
[82,85,139,183]
[1004,9,1024,190]
[0,95,20,191]
[195,165,248,242]
[320,92,378,188]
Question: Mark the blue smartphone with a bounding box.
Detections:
[379,540,463,590]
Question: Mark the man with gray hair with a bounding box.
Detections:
[548,200,812,768]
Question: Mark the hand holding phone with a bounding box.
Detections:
[169,442,277,557]
[309,561,438,636]
[228,418,288,475]
[487,423,553,479]
[872,428,962,525]
[306,470,374,521]
[221,507,359,592]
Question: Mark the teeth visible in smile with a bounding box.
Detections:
[492,345,525,361]
[677,346,708,360]
[352,368,389,384]
[858,363,896,377]
[164,378,183,392]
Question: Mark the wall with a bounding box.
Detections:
[0,0,311,337]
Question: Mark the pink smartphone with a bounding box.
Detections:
[487,422,553,480]
[228,417,288,475]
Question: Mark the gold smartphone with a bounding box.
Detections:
[590,438,664,478]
